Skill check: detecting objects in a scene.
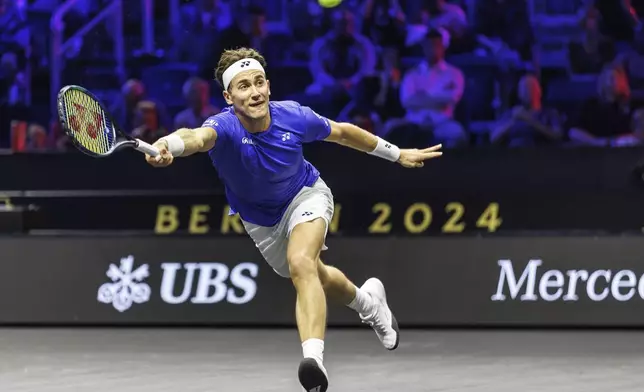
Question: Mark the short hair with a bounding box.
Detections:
[182,77,209,97]
[122,79,144,95]
[426,27,450,48]
[214,47,267,89]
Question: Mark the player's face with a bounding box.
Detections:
[224,70,270,120]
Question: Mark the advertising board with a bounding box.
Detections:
[2,236,644,327]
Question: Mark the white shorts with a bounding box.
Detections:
[242,178,334,278]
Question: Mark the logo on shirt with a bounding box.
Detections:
[313,111,330,127]
[242,137,254,145]
[204,118,218,127]
[281,132,291,142]
[302,211,313,216]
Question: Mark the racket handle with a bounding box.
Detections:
[134,139,160,157]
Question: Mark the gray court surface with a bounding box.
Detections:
[0,328,643,391]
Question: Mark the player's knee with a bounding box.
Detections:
[287,253,318,282]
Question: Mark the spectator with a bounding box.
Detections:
[423,0,469,48]
[387,27,467,147]
[305,9,377,116]
[474,0,538,112]
[615,25,644,90]
[109,79,147,134]
[593,0,639,46]
[26,123,49,152]
[0,51,28,148]
[215,5,267,56]
[49,117,72,152]
[372,47,404,121]
[200,5,271,79]
[569,66,636,146]
[9,119,26,151]
[174,77,220,129]
[181,0,233,33]
[287,0,327,42]
[0,0,29,50]
[612,108,644,146]
[179,0,233,65]
[568,6,616,76]
[475,0,537,68]
[0,52,27,106]
[490,74,563,147]
[341,47,404,128]
[361,0,407,51]
[131,101,168,144]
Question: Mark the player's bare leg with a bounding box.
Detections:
[288,218,328,341]
[318,259,400,350]
[316,260,355,304]
[287,218,329,392]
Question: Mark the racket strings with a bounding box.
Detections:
[61,89,114,155]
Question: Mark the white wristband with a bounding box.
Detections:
[160,134,185,157]
[368,137,400,162]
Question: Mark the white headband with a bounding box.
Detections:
[222,58,265,90]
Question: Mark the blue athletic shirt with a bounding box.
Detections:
[201,100,332,227]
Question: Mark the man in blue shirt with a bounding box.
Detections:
[146,47,442,392]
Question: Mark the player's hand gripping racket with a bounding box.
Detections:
[57,85,159,158]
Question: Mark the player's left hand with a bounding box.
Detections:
[397,144,443,168]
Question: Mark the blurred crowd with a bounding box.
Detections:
[4,0,644,151]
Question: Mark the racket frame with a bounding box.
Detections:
[57,85,159,158]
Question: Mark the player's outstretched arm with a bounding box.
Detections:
[324,120,442,168]
[145,127,217,167]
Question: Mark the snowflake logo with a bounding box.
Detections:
[282,132,291,142]
[97,255,151,313]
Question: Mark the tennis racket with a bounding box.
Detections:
[57,85,160,158]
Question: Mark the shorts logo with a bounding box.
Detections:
[240,61,251,67]
[302,211,313,216]
[282,132,291,142]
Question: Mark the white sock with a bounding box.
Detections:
[347,286,375,316]
[302,338,324,367]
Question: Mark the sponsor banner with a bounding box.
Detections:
[2,236,644,326]
[8,191,644,235]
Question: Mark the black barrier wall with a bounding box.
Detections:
[3,236,644,327]
[3,147,644,235]
[2,146,644,192]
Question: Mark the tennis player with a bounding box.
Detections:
[146,48,442,392]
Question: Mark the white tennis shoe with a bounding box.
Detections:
[359,278,400,350]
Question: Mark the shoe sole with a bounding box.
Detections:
[365,278,401,351]
[298,358,328,392]
[390,312,400,350]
